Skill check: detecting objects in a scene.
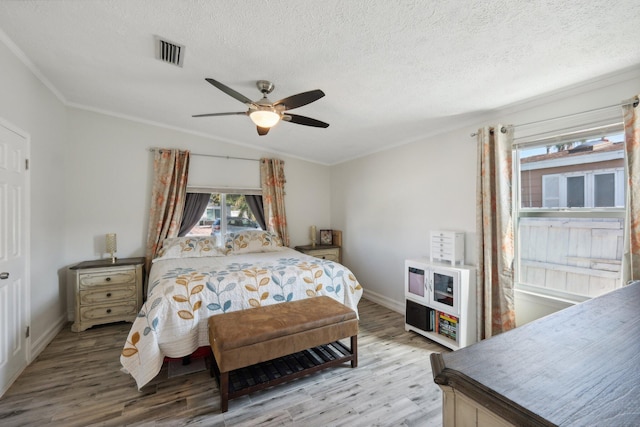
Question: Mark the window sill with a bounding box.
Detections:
[514,286,586,306]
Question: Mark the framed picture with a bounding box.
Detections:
[320,229,333,245]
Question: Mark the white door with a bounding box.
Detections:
[0,120,29,397]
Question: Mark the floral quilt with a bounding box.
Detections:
[120,247,363,389]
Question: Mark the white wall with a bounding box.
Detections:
[330,127,476,312]
[331,66,640,323]
[0,35,68,354]
[64,108,331,264]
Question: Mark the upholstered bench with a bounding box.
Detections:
[208,296,358,412]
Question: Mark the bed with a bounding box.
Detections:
[120,230,364,389]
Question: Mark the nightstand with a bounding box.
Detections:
[295,244,342,263]
[69,257,145,332]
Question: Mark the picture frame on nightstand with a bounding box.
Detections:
[320,229,333,245]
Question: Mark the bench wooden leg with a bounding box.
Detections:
[220,371,229,413]
[351,335,358,368]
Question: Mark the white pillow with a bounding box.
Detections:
[223,230,285,254]
[154,235,226,262]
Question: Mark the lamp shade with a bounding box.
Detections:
[249,110,280,128]
[105,233,117,253]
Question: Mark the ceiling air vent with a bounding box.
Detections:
[155,37,185,67]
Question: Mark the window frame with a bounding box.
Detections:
[513,126,626,302]
[564,173,586,207]
[541,174,561,208]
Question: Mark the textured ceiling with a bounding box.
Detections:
[1,0,639,164]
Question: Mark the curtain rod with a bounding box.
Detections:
[469,96,639,137]
[149,147,260,162]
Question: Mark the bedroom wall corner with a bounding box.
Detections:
[282,158,331,248]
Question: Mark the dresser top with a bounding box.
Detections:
[70,257,145,270]
[295,244,340,250]
[431,281,640,426]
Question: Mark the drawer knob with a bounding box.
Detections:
[106,293,112,297]
[106,309,112,314]
[105,277,111,282]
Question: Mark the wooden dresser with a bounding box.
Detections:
[430,281,640,426]
[70,257,144,332]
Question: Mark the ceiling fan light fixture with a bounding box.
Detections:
[195,78,329,132]
[249,109,280,128]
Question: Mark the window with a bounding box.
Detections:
[541,169,624,208]
[515,130,626,301]
[566,175,585,207]
[185,192,263,238]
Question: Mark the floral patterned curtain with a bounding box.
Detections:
[476,125,516,340]
[623,95,640,281]
[260,158,289,247]
[144,149,190,277]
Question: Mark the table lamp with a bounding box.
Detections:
[106,233,117,263]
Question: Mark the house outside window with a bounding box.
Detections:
[515,131,626,302]
[541,169,624,208]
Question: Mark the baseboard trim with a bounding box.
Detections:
[362,289,404,314]
[30,314,67,362]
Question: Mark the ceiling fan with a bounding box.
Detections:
[193,78,329,136]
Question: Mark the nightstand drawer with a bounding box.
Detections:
[79,301,138,322]
[78,269,137,289]
[307,248,340,261]
[79,285,137,305]
[304,248,340,262]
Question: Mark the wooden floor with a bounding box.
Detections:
[0,298,449,426]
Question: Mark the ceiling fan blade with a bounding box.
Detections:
[274,89,325,111]
[205,78,254,105]
[257,126,270,136]
[284,114,329,128]
[192,112,247,118]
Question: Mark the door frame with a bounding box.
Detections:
[0,116,31,397]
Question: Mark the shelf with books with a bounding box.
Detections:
[437,311,458,341]
[404,259,476,350]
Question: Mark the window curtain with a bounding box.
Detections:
[246,195,266,230]
[260,158,289,246]
[476,125,516,340]
[178,193,211,237]
[623,95,640,282]
[144,149,190,277]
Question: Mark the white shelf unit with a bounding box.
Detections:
[430,230,465,265]
[404,258,476,350]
